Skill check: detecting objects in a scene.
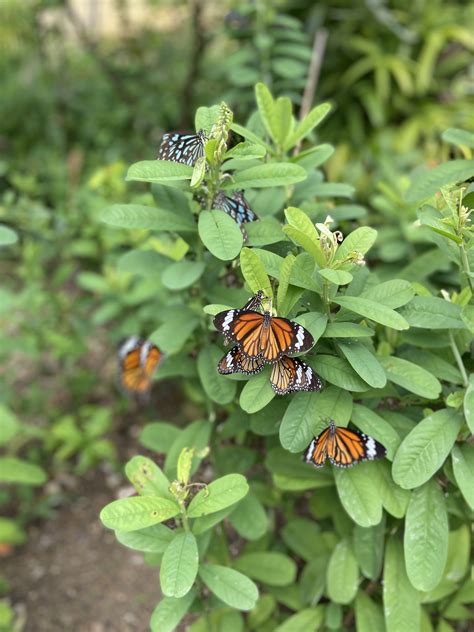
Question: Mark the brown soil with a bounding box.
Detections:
[3,468,160,632]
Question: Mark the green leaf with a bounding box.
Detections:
[100,496,180,532]
[233,552,297,587]
[246,217,286,247]
[0,225,18,246]
[399,297,466,329]
[101,204,196,232]
[197,345,237,405]
[230,122,271,150]
[442,128,474,149]
[228,492,268,541]
[164,420,211,480]
[373,461,410,518]
[334,464,383,527]
[378,356,441,399]
[115,524,174,553]
[117,250,167,277]
[335,227,377,262]
[383,538,420,632]
[0,517,26,546]
[280,392,322,453]
[162,261,205,290]
[273,608,324,632]
[392,409,463,489]
[312,355,370,392]
[150,589,196,632]
[255,82,278,143]
[0,405,20,445]
[139,422,180,454]
[355,591,386,632]
[283,206,325,266]
[333,297,409,331]
[187,474,249,518]
[404,480,448,591]
[273,96,293,146]
[225,141,266,161]
[361,280,414,309]
[160,531,199,598]
[463,374,474,433]
[292,143,334,169]
[277,254,295,313]
[337,342,386,389]
[284,103,331,150]
[451,445,474,510]
[353,517,385,580]
[127,160,193,183]
[322,323,374,338]
[195,104,220,132]
[125,455,171,497]
[406,160,474,202]
[198,564,259,611]
[223,163,307,189]
[326,540,359,605]
[240,248,273,298]
[0,457,46,485]
[319,269,353,286]
[240,370,275,413]
[295,312,328,344]
[198,210,243,261]
[309,387,353,426]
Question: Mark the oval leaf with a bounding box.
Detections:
[160,532,199,598]
[100,496,180,532]
[326,540,359,605]
[187,474,249,518]
[198,564,258,611]
[233,552,297,587]
[198,210,243,261]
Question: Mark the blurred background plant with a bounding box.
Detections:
[0,0,473,630]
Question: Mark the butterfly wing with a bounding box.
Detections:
[303,427,331,468]
[217,345,264,375]
[243,291,264,311]
[118,337,162,393]
[213,191,258,226]
[213,310,265,358]
[261,317,314,363]
[328,426,387,468]
[270,356,323,395]
[158,130,206,166]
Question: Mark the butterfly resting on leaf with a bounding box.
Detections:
[158,129,207,167]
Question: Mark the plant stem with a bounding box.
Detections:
[449,330,468,387]
[459,242,474,292]
[322,280,331,316]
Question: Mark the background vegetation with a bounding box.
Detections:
[1,1,473,631]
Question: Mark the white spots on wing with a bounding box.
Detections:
[295,326,305,350]
[140,341,151,366]
[118,336,139,359]
[366,436,377,459]
[226,352,234,368]
[222,310,235,331]
[305,367,313,382]
[296,365,303,383]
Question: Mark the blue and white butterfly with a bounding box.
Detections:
[212,190,258,226]
[158,129,207,166]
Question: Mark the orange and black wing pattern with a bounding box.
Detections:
[270,356,323,395]
[304,421,387,468]
[213,310,314,363]
[118,337,163,394]
[217,345,264,375]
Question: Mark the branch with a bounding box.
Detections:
[180,0,206,127]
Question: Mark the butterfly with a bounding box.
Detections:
[213,191,258,226]
[118,336,163,394]
[218,345,323,395]
[158,129,207,166]
[304,420,387,468]
[213,307,314,363]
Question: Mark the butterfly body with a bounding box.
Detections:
[158,129,207,166]
[118,337,163,394]
[304,421,386,468]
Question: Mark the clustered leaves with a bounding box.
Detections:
[100,84,473,631]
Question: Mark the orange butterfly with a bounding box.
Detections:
[118,337,163,394]
[304,421,387,468]
[214,305,314,363]
[218,345,322,395]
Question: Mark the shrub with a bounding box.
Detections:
[98,84,472,630]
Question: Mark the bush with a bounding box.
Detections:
[99,85,474,630]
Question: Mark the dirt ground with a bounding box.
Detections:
[3,467,161,632]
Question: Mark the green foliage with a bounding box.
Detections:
[99,85,473,630]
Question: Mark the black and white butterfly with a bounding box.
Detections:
[213,191,258,226]
[158,130,207,166]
